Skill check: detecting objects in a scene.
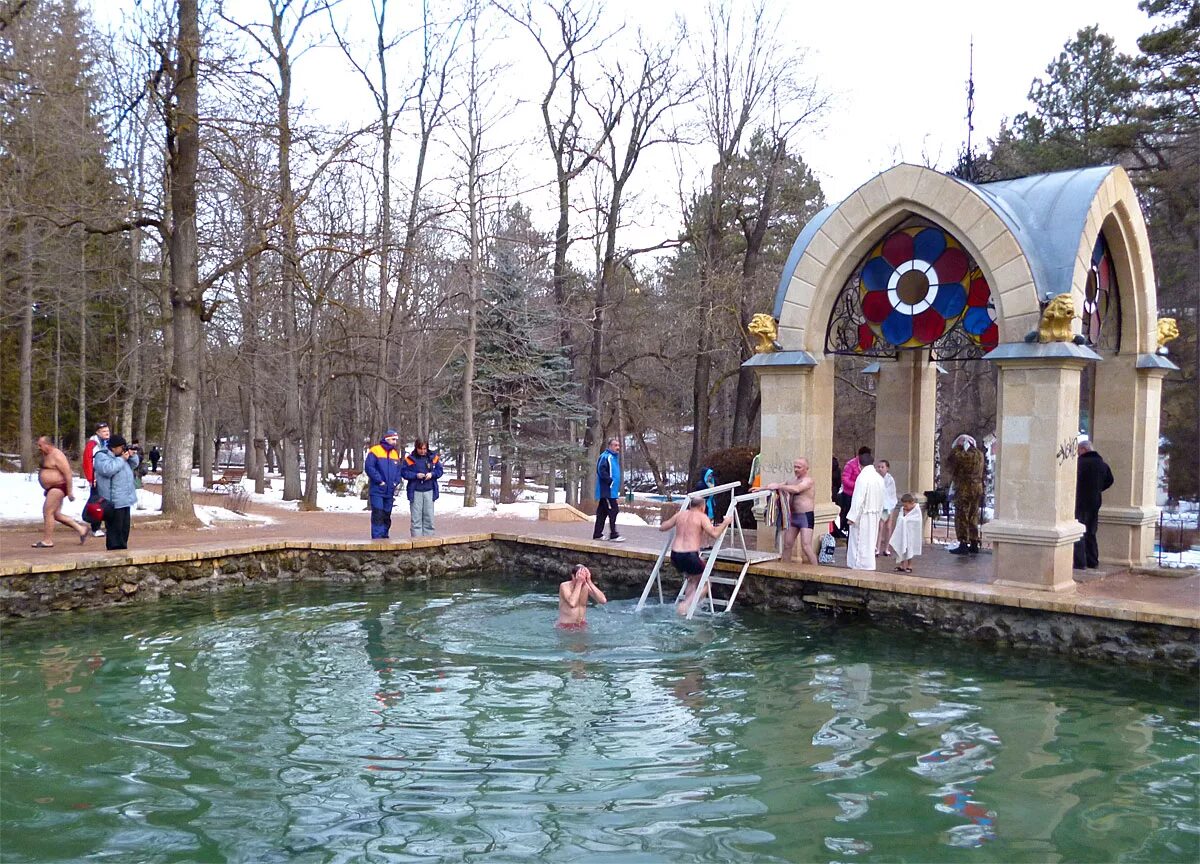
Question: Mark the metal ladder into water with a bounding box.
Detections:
[635,483,783,620]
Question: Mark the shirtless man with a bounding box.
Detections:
[768,457,819,565]
[34,435,88,548]
[660,497,733,615]
[557,564,607,628]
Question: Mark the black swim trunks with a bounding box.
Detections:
[790,510,815,529]
[670,550,705,575]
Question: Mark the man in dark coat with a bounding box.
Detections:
[1074,434,1114,569]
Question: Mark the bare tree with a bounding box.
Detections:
[686,0,822,480]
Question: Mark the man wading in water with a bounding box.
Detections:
[660,497,733,615]
[33,435,88,547]
[557,564,607,629]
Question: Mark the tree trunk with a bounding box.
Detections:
[197,380,213,486]
[499,406,513,503]
[77,239,87,458]
[160,0,202,525]
[18,225,34,468]
[479,426,491,500]
[688,325,714,486]
[272,15,303,502]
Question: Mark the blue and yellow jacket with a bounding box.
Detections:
[402,449,443,500]
[365,438,403,497]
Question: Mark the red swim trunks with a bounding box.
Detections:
[556,621,588,631]
[43,482,69,498]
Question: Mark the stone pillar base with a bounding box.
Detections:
[982,519,1084,592]
[1097,505,1158,567]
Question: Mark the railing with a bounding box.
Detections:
[1156,504,1199,569]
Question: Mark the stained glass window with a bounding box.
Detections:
[1082,233,1121,352]
[825,218,998,359]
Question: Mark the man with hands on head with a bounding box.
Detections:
[557,564,607,628]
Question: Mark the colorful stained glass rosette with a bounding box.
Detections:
[962,268,999,350]
[856,226,973,350]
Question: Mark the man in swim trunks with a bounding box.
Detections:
[557,564,607,628]
[768,457,819,566]
[660,497,733,615]
[34,435,88,548]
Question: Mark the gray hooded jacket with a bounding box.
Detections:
[93,449,140,509]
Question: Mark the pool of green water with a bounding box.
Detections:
[1,578,1197,863]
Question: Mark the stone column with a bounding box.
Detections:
[745,352,837,553]
[980,343,1101,591]
[1091,353,1176,567]
[873,352,937,501]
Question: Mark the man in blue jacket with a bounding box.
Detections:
[402,437,443,537]
[92,434,139,551]
[364,429,403,539]
[593,437,624,542]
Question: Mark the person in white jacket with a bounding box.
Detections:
[889,493,924,573]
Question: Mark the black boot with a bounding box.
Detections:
[968,542,980,554]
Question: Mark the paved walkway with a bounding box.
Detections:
[2,491,1196,625]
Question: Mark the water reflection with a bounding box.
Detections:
[0,581,1196,863]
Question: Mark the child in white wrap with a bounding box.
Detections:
[889,493,923,573]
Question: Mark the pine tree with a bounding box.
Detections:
[474,204,588,502]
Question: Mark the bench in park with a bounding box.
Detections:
[211,467,246,492]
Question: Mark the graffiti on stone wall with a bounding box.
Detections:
[1056,437,1078,465]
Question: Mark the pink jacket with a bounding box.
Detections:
[841,457,862,496]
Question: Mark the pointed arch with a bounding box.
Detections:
[774,164,1042,352]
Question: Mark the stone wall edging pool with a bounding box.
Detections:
[1,533,1196,670]
[493,540,1200,671]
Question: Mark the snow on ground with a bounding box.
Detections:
[188,473,648,526]
[0,471,270,528]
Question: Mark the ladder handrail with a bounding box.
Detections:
[687,480,742,499]
[684,497,738,619]
[638,487,785,617]
[635,530,674,611]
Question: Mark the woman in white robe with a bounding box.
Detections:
[846,457,885,570]
[889,494,924,572]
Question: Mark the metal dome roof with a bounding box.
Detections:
[773,164,1118,319]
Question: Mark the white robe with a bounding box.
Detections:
[889,504,924,561]
[846,464,885,570]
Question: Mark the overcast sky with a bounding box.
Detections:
[91,0,1153,244]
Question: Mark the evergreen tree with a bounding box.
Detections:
[474,204,588,502]
[977,12,1198,499]
[0,0,126,464]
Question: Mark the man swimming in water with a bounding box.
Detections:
[33,435,88,548]
[659,496,733,615]
[557,564,607,628]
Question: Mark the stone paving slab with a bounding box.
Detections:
[2,500,1196,629]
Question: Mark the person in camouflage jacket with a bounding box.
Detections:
[947,434,984,554]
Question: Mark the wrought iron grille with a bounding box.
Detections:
[1083,233,1122,353]
[824,216,997,360]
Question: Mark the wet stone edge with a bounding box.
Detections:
[493,542,1200,674]
[1,540,1196,673]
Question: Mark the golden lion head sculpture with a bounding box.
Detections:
[747,314,780,353]
[1036,294,1078,343]
[1157,317,1179,353]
